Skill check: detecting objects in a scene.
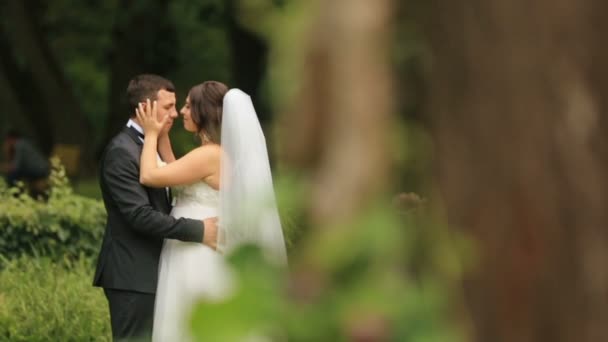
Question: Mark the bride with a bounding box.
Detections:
[135,81,287,341]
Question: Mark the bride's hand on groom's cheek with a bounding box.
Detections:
[136,99,166,136]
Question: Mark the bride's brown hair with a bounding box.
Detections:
[188,81,229,144]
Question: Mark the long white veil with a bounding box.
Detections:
[218,89,287,266]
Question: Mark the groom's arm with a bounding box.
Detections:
[102,146,204,242]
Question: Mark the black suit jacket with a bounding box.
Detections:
[93,127,204,293]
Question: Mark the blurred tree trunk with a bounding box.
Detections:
[3,0,92,164]
[226,0,270,124]
[426,1,608,341]
[0,29,54,153]
[280,0,393,232]
[278,0,397,339]
[101,0,177,155]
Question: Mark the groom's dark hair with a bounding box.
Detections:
[126,74,175,116]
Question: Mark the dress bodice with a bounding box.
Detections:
[155,181,232,342]
[171,181,219,209]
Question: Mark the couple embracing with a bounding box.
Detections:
[93,74,287,341]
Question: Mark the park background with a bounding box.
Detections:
[2,1,608,341]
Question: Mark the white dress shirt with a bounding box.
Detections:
[127,119,169,200]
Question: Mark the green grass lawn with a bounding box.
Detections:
[0,257,111,341]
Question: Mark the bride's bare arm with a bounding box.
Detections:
[136,98,220,188]
[157,134,176,163]
[140,144,220,188]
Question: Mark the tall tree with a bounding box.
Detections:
[0,28,54,153]
[2,0,92,160]
[425,1,608,341]
[225,0,271,124]
[101,0,178,153]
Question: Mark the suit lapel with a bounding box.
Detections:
[123,126,173,211]
[123,126,144,146]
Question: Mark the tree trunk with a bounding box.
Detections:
[278,1,397,340]
[5,0,92,159]
[0,28,54,153]
[279,0,394,227]
[226,0,270,124]
[425,1,608,341]
[101,0,177,155]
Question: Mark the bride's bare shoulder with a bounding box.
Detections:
[195,143,221,153]
[189,144,221,161]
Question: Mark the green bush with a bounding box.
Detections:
[0,256,111,341]
[189,178,464,342]
[0,159,106,260]
[0,159,302,259]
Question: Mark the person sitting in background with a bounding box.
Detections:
[0,129,50,188]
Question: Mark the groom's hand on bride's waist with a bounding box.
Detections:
[202,217,218,250]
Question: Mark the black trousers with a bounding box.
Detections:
[104,288,155,342]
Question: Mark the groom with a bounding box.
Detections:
[93,74,218,341]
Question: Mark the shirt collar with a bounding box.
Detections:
[126,119,144,141]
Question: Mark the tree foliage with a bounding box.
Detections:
[0,0,266,171]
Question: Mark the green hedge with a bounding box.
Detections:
[0,159,106,259]
[0,159,303,259]
[0,256,111,341]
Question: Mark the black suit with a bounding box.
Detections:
[93,126,204,341]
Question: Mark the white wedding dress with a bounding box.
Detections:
[151,89,287,341]
[152,181,233,342]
